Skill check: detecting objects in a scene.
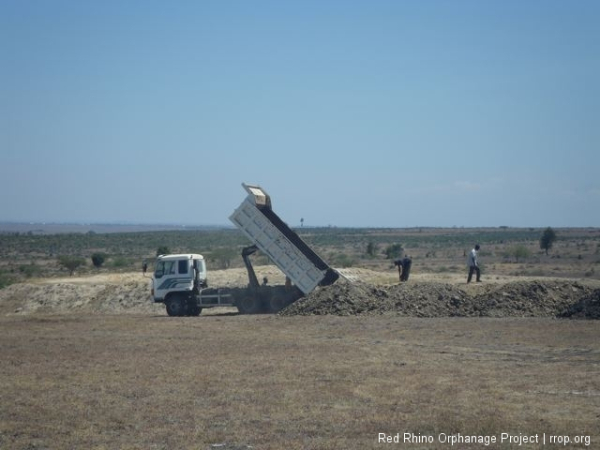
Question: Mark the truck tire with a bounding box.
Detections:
[268,295,286,313]
[237,295,262,314]
[188,304,202,316]
[166,296,187,317]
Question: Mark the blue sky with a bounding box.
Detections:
[1,0,599,227]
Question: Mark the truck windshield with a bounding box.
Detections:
[154,260,176,278]
[196,260,205,272]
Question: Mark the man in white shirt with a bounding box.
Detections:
[467,244,481,283]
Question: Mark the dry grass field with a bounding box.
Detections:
[1,227,599,449]
[1,310,599,449]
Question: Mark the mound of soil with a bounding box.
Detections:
[280,280,596,319]
[281,281,472,317]
[0,277,163,315]
[559,289,600,319]
[471,280,592,318]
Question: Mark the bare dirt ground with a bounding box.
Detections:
[1,268,600,449]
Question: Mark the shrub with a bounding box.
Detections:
[0,270,14,289]
[110,256,130,268]
[332,253,355,268]
[156,246,170,256]
[91,253,106,268]
[209,247,237,269]
[58,256,86,276]
[384,244,403,260]
[19,263,40,278]
[511,245,531,263]
[366,242,378,257]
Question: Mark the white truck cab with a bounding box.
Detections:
[152,254,207,304]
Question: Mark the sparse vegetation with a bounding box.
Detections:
[0,226,598,284]
[332,253,356,268]
[384,243,403,259]
[57,255,86,276]
[208,247,237,269]
[365,241,378,257]
[509,244,531,263]
[18,263,40,278]
[109,256,131,269]
[0,270,14,289]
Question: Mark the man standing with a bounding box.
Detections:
[400,255,412,282]
[467,244,481,283]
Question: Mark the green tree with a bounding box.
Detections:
[384,243,403,260]
[540,227,557,255]
[511,245,531,263]
[91,252,106,268]
[156,246,170,256]
[366,241,378,257]
[58,256,86,276]
[209,247,237,269]
[109,256,130,268]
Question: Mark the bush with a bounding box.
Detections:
[156,246,170,256]
[511,245,531,263]
[91,253,106,268]
[366,242,378,257]
[58,256,86,276]
[384,244,403,260]
[19,263,40,278]
[109,256,130,268]
[0,270,14,289]
[332,253,356,268]
[209,247,237,269]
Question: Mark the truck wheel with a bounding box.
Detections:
[237,296,262,314]
[268,295,285,313]
[188,305,202,316]
[166,296,186,317]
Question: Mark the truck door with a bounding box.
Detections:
[153,258,193,300]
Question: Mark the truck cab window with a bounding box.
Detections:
[154,262,165,278]
[178,260,188,274]
[163,261,176,274]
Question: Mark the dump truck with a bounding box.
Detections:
[152,183,339,316]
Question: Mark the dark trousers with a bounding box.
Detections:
[467,266,480,283]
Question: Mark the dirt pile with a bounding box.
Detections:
[472,280,592,318]
[559,289,600,319]
[280,280,597,318]
[0,277,163,315]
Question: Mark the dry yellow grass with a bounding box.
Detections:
[1,313,599,449]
